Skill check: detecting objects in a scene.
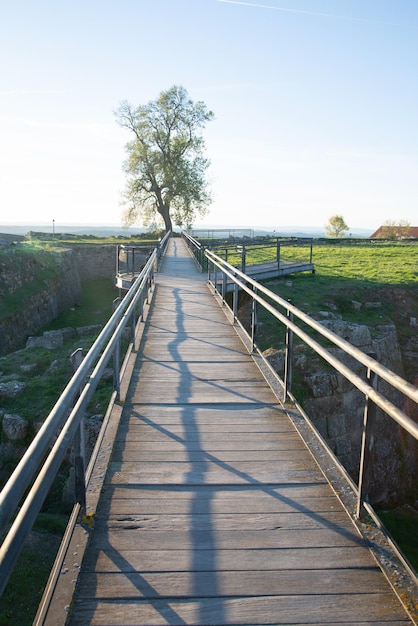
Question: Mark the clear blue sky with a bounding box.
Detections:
[1,0,417,232]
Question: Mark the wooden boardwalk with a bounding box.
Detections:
[67,238,412,625]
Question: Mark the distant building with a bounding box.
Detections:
[370,225,418,239]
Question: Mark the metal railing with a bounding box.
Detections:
[0,231,170,599]
[182,230,314,274]
[182,230,206,270]
[205,248,418,521]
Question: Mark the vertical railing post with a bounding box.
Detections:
[284,307,294,401]
[113,297,121,395]
[222,250,228,303]
[70,348,86,514]
[241,246,246,274]
[357,357,378,518]
[233,280,239,322]
[131,247,135,282]
[277,239,281,270]
[131,299,136,345]
[251,287,258,351]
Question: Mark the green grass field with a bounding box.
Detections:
[237,241,418,349]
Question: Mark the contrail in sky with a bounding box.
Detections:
[215,0,370,21]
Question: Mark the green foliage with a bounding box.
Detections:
[46,278,117,329]
[378,509,418,572]
[325,214,349,238]
[0,534,62,626]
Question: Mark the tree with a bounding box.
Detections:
[115,86,214,233]
[325,214,349,238]
[378,219,411,240]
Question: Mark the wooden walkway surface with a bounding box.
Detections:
[68,238,412,625]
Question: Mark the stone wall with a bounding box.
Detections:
[64,244,116,281]
[0,245,116,356]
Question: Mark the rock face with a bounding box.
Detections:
[264,321,418,507]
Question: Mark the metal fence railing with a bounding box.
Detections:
[182,230,314,274]
[0,231,170,599]
[204,248,418,527]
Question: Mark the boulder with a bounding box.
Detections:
[0,380,26,398]
[319,320,371,348]
[2,413,29,440]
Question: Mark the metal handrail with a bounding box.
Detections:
[0,232,171,598]
[183,231,314,274]
[182,230,207,271]
[182,230,202,250]
[205,248,418,517]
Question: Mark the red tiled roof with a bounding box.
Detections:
[370,226,418,238]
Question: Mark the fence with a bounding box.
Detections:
[182,230,314,275]
[203,247,418,525]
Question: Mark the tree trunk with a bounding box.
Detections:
[158,203,172,234]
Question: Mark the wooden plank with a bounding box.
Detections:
[68,594,410,626]
[88,527,361,550]
[129,381,277,404]
[87,546,380,572]
[108,468,324,485]
[120,404,295,426]
[108,459,320,474]
[112,439,304,452]
[75,568,389,599]
[112,449,314,462]
[101,492,341,515]
[116,422,301,434]
[134,361,266,380]
[96,511,356,533]
[69,595,410,626]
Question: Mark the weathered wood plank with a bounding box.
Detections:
[88,527,361,550]
[99,506,354,526]
[112,449,314,462]
[69,596,410,626]
[75,568,389,599]
[101,491,341,515]
[110,454,319,467]
[129,383,276,403]
[108,468,324,485]
[87,546,379,572]
[119,403,291,420]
